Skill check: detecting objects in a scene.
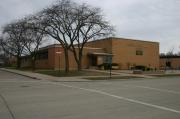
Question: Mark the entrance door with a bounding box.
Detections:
[91,55,97,66]
[166,61,171,67]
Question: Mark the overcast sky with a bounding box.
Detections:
[0,0,180,53]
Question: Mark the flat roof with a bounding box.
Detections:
[39,44,61,50]
[88,37,159,44]
[39,44,103,50]
[39,37,159,50]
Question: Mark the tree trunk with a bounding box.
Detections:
[77,59,82,71]
[77,52,82,71]
[17,56,21,69]
[16,49,21,69]
[71,47,83,71]
[64,48,69,73]
[31,58,36,71]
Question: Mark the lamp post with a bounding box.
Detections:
[109,56,112,78]
[107,55,112,79]
[56,51,62,72]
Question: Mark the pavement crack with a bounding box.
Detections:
[0,93,16,119]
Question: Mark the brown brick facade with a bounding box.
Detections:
[21,37,160,70]
[160,56,180,70]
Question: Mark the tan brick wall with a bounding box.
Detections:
[35,48,56,69]
[111,38,159,69]
[53,47,104,70]
[35,59,49,69]
[81,47,104,68]
[54,49,77,70]
[85,38,159,70]
[84,39,112,53]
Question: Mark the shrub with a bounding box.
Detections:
[98,63,119,70]
[135,65,146,71]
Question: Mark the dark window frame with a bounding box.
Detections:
[136,50,143,56]
[36,50,48,60]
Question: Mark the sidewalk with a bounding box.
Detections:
[0,68,90,82]
[0,68,154,82]
[83,69,155,78]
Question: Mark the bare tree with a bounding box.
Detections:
[160,53,166,56]
[166,48,174,56]
[177,45,180,56]
[0,37,9,66]
[1,20,27,68]
[0,37,3,55]
[21,17,46,70]
[177,52,180,56]
[36,0,77,73]
[163,47,175,69]
[37,0,114,71]
[69,4,114,71]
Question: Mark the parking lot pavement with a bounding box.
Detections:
[0,70,180,119]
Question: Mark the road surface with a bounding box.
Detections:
[0,70,180,119]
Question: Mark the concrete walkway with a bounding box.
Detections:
[0,68,89,82]
[83,69,155,78]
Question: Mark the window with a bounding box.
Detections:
[136,50,143,55]
[36,51,48,60]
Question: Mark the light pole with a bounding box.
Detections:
[56,51,62,72]
[107,55,112,79]
[109,56,112,78]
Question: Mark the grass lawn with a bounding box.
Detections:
[6,67,33,71]
[35,70,110,77]
[5,67,17,69]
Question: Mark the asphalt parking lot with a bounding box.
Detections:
[0,70,180,119]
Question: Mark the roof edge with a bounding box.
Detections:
[94,37,159,44]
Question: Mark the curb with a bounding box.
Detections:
[0,68,156,82]
[0,68,42,80]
